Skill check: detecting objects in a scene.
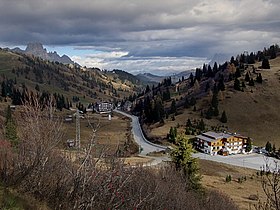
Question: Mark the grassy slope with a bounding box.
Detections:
[149,57,280,147]
[0,50,139,105]
[221,57,280,147]
[199,159,265,210]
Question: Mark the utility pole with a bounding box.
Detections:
[76,109,80,150]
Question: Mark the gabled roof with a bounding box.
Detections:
[196,131,233,143]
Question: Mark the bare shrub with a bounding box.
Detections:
[255,161,280,210]
[0,96,239,210]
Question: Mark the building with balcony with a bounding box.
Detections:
[195,131,249,156]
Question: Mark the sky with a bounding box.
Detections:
[0,0,279,75]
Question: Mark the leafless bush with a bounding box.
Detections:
[0,96,238,210]
[255,161,280,210]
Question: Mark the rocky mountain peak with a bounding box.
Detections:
[13,42,75,65]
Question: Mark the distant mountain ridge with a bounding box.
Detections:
[12,42,75,65]
[208,53,230,66]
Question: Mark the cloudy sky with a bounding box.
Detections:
[0,0,279,75]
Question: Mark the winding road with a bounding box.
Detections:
[114,109,167,155]
[114,109,280,170]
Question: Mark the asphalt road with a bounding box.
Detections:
[114,109,280,171]
[114,109,167,155]
[193,152,280,171]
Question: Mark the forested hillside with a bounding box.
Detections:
[0,48,144,111]
[130,44,280,146]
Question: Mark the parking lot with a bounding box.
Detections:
[193,152,280,171]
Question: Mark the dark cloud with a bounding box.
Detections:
[0,0,279,73]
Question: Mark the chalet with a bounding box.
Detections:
[94,102,114,114]
[195,131,249,156]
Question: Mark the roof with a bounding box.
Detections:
[196,131,233,143]
[202,131,232,139]
[196,134,218,143]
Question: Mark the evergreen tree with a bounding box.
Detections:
[218,78,225,91]
[171,134,201,190]
[245,72,250,82]
[205,106,214,119]
[234,78,241,91]
[235,68,241,78]
[4,105,18,147]
[245,138,252,152]
[202,64,207,75]
[169,127,177,143]
[265,141,272,153]
[272,143,276,153]
[220,111,227,123]
[256,73,263,83]
[198,119,205,131]
[249,78,255,86]
[213,62,218,74]
[189,97,196,106]
[213,106,219,116]
[262,58,270,69]
[154,96,165,122]
[207,65,213,77]
[189,73,194,86]
[186,118,192,127]
[195,68,203,81]
[1,81,7,97]
[145,85,151,94]
[184,97,190,108]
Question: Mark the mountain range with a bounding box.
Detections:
[11,42,75,65]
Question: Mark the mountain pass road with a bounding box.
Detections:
[114,109,167,155]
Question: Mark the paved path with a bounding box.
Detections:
[114,110,280,171]
[114,109,167,155]
[193,152,280,171]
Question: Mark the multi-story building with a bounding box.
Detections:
[94,102,114,114]
[195,131,249,155]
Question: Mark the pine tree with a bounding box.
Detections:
[169,127,177,143]
[245,72,250,82]
[245,138,252,152]
[234,78,241,91]
[4,105,18,147]
[170,99,177,114]
[249,78,255,86]
[262,58,270,69]
[171,134,201,190]
[220,111,227,123]
[235,68,241,78]
[256,73,263,83]
[265,141,272,153]
[272,143,276,153]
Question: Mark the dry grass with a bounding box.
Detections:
[62,112,133,155]
[149,57,280,148]
[199,159,266,210]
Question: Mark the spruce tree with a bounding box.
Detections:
[234,78,241,91]
[4,105,18,147]
[245,72,250,82]
[262,58,270,69]
[220,111,227,123]
[256,73,263,83]
[245,138,252,152]
[265,141,272,152]
[249,78,255,86]
[171,134,201,190]
[170,99,177,114]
